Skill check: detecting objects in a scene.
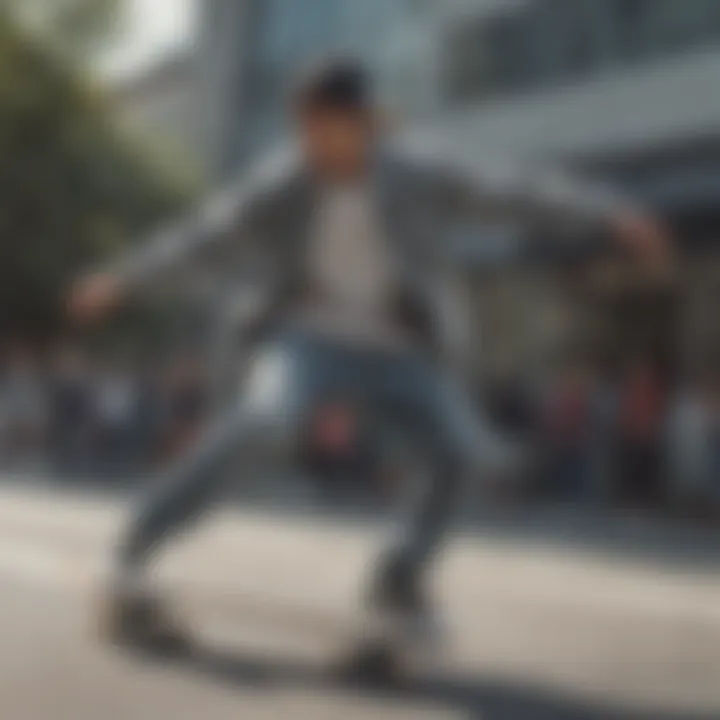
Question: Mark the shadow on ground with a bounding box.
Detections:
[132,642,712,720]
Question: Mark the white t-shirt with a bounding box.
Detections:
[296,183,409,349]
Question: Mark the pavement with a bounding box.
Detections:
[0,481,718,720]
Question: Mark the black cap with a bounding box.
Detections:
[293,56,372,113]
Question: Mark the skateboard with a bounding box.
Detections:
[182,587,432,682]
[101,582,437,683]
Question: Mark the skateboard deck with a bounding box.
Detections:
[162,582,438,681]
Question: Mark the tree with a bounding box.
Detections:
[0,10,195,341]
[5,0,123,61]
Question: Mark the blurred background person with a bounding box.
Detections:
[615,357,669,509]
[47,346,94,479]
[93,358,141,479]
[708,368,720,514]
[0,342,47,472]
[483,367,539,502]
[130,359,166,473]
[668,365,720,520]
[539,357,597,502]
[158,354,208,462]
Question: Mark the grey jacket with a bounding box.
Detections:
[114,142,625,365]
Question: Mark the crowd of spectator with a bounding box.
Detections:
[0,343,207,482]
[486,356,720,519]
[1,340,718,521]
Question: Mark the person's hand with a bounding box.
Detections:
[612,209,674,277]
[67,271,124,325]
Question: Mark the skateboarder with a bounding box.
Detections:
[70,58,669,646]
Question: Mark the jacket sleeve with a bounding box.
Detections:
[109,152,288,290]
[424,150,635,237]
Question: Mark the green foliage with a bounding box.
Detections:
[0,11,195,340]
[5,0,123,60]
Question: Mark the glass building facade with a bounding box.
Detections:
[200,0,720,192]
[442,0,720,105]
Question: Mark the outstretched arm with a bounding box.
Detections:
[67,151,285,323]
[114,181,253,289]
[431,153,671,266]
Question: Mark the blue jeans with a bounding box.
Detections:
[119,330,497,592]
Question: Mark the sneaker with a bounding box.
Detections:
[366,562,445,653]
[98,570,191,657]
